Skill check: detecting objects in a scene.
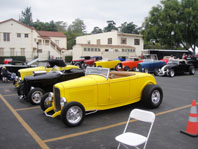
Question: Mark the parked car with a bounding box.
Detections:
[137,60,166,74]
[94,59,121,69]
[82,56,103,68]
[71,56,91,68]
[0,58,38,79]
[115,57,143,71]
[115,56,128,61]
[42,67,163,127]
[185,55,198,68]
[17,68,84,105]
[15,59,79,88]
[155,59,195,77]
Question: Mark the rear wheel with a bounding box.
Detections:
[141,84,163,109]
[28,88,45,105]
[61,102,85,127]
[154,68,160,76]
[115,63,122,71]
[189,66,195,75]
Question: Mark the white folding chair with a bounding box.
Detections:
[115,109,155,149]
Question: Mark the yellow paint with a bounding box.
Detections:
[0,94,49,149]
[95,60,121,69]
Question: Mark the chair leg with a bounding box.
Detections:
[117,143,120,149]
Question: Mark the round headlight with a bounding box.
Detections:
[60,97,66,107]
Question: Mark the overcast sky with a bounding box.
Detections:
[0,0,161,32]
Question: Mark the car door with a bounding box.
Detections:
[108,77,130,105]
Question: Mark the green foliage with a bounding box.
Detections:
[104,20,118,32]
[19,7,33,26]
[65,56,73,63]
[120,22,140,34]
[65,18,86,49]
[33,20,58,31]
[0,56,26,64]
[91,27,103,34]
[142,0,198,53]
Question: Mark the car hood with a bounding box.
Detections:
[54,75,106,89]
[139,61,165,66]
[24,71,61,81]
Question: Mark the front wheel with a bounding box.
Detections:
[40,92,52,111]
[17,83,24,96]
[124,66,130,71]
[154,68,160,76]
[61,102,85,127]
[28,88,45,105]
[168,69,175,77]
[141,84,163,109]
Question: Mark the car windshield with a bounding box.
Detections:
[85,67,109,79]
[168,60,179,65]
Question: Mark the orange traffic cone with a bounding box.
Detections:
[180,100,198,137]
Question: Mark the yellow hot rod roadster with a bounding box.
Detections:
[41,67,163,127]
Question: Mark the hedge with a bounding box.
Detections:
[65,56,72,63]
[0,56,26,64]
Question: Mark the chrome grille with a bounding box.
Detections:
[54,87,61,111]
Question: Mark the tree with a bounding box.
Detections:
[19,7,33,26]
[32,20,58,31]
[91,27,103,34]
[65,18,86,49]
[120,22,140,34]
[142,0,198,53]
[104,20,118,32]
[55,21,67,32]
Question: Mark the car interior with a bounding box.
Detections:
[109,71,135,79]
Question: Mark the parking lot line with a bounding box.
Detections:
[43,104,192,143]
[0,94,49,149]
[15,106,40,111]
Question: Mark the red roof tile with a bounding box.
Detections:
[37,31,66,38]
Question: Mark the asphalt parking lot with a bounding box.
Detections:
[0,71,198,149]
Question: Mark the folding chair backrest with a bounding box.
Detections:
[130,109,155,123]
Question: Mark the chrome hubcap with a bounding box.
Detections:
[170,70,174,77]
[44,97,52,108]
[66,106,83,124]
[151,90,161,104]
[32,91,43,104]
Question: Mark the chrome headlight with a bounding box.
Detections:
[60,97,66,107]
[49,92,54,98]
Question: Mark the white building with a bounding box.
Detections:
[0,18,67,61]
[73,30,144,60]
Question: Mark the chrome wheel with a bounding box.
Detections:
[66,106,83,125]
[151,90,161,105]
[44,97,52,109]
[31,91,43,104]
[169,69,175,77]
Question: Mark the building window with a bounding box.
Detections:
[17,33,21,38]
[88,40,91,44]
[3,33,10,41]
[134,39,140,45]
[45,40,49,45]
[98,48,101,52]
[91,48,94,51]
[0,48,4,56]
[84,48,87,51]
[133,49,136,52]
[105,49,109,52]
[121,38,127,44]
[108,38,112,44]
[115,49,119,52]
[24,34,29,38]
[122,49,124,52]
[38,49,42,53]
[10,48,15,56]
[95,48,97,51]
[21,48,25,56]
[88,48,90,52]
